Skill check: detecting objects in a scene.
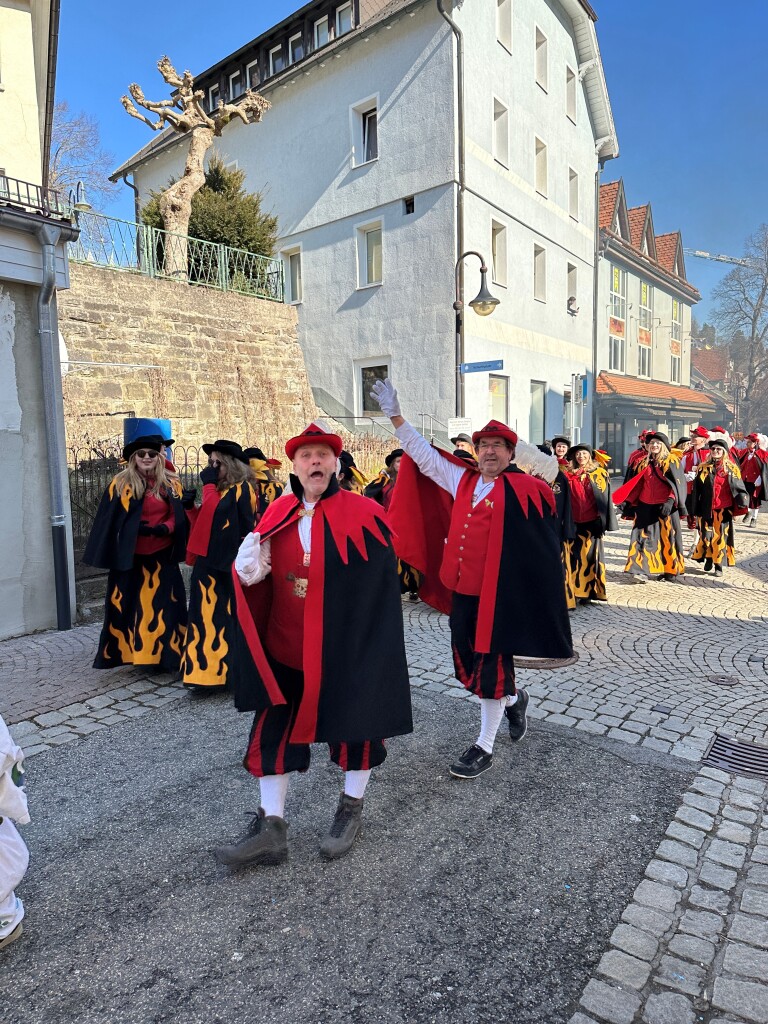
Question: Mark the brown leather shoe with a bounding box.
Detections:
[215,809,288,866]
[319,793,364,860]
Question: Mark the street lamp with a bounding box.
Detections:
[68,181,92,217]
[453,250,500,415]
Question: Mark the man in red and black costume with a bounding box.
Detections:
[682,426,710,529]
[370,379,572,780]
[216,423,412,867]
[737,433,768,527]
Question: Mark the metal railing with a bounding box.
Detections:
[68,210,284,302]
[0,174,69,218]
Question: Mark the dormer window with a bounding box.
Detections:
[229,70,243,100]
[289,33,304,64]
[314,16,330,49]
[208,83,220,111]
[336,2,353,36]
[246,60,259,89]
[269,44,285,77]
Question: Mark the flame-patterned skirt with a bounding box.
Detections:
[561,542,577,610]
[624,505,685,579]
[691,510,737,568]
[569,521,608,601]
[181,561,234,688]
[94,554,187,670]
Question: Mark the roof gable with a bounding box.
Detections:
[656,232,685,279]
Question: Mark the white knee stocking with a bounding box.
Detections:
[259,773,290,818]
[477,697,507,754]
[343,769,371,800]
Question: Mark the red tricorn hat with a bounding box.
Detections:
[285,422,343,461]
[690,426,710,439]
[711,425,726,433]
[746,432,759,442]
[472,419,518,447]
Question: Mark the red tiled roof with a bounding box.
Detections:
[597,372,716,408]
[599,181,620,230]
[628,206,648,250]
[692,348,729,382]
[656,232,680,274]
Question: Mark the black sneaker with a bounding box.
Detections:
[214,808,288,866]
[505,688,529,742]
[449,744,493,779]
[704,558,713,572]
[319,793,364,860]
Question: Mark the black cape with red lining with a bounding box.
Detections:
[230,475,413,745]
[389,451,573,660]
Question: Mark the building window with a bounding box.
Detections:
[671,298,682,341]
[289,33,304,65]
[269,45,285,77]
[497,0,512,52]
[491,221,507,287]
[533,243,546,302]
[360,362,390,414]
[246,61,259,89]
[490,375,509,422]
[535,28,548,91]
[403,196,415,215]
[609,335,626,373]
[314,16,330,49]
[530,381,546,444]
[639,282,653,330]
[358,224,382,287]
[638,344,652,379]
[610,264,627,321]
[535,138,548,196]
[351,98,378,165]
[283,249,302,303]
[568,168,578,220]
[229,71,243,100]
[208,83,220,110]
[493,98,509,167]
[671,352,681,383]
[336,2,353,36]
[567,263,577,308]
[566,66,577,122]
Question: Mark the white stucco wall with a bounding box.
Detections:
[0,0,43,183]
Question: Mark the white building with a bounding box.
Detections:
[113,0,618,443]
[0,0,78,638]
[595,179,705,472]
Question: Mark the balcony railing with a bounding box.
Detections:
[68,210,284,302]
[0,175,69,218]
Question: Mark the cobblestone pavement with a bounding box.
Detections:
[3,517,768,1022]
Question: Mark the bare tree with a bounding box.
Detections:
[121,56,270,277]
[49,102,120,211]
[712,225,768,429]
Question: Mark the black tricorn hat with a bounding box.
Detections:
[644,431,670,448]
[123,434,165,462]
[385,448,404,468]
[566,443,593,462]
[202,439,250,464]
[708,437,730,451]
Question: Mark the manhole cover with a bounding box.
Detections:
[651,704,673,715]
[515,652,580,670]
[707,674,740,687]
[704,733,768,778]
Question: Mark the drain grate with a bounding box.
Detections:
[703,733,768,778]
[707,674,740,687]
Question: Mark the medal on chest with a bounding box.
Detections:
[286,573,309,598]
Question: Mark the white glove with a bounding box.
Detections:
[370,378,401,418]
[684,471,696,482]
[754,479,761,492]
[513,438,559,484]
[235,531,270,586]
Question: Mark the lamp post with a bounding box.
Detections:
[453,250,500,417]
[68,181,92,224]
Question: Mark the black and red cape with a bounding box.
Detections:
[231,476,413,745]
[388,453,573,660]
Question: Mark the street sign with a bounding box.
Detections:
[459,360,503,374]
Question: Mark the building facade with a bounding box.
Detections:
[113,0,618,444]
[0,0,78,639]
[595,179,706,472]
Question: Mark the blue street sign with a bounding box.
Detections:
[459,360,504,374]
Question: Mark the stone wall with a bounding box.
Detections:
[58,263,317,459]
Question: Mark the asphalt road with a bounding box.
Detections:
[3,688,693,1024]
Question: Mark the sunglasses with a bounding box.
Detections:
[134,450,160,459]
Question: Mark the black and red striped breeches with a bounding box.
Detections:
[449,592,516,700]
[243,660,387,779]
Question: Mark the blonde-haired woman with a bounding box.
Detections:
[83,434,188,670]
[183,440,259,690]
[565,444,618,603]
[690,438,749,576]
[611,431,687,582]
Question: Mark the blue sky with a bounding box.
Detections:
[56,0,768,320]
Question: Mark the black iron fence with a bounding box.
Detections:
[67,445,207,577]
